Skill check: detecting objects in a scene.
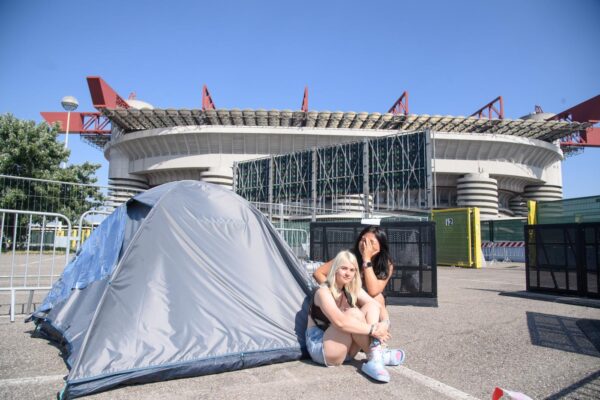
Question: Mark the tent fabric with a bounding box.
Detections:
[35,205,127,314]
[31,181,313,399]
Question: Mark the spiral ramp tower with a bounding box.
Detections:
[456,173,499,219]
[331,195,373,213]
[509,196,528,217]
[522,184,563,202]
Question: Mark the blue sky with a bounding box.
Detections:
[1,0,599,198]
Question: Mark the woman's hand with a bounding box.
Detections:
[371,322,390,342]
[360,237,380,261]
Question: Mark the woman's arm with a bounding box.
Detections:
[362,262,394,297]
[356,288,389,322]
[315,288,377,337]
[312,259,333,284]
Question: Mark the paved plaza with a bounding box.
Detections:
[1,263,599,399]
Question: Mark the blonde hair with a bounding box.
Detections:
[325,250,362,307]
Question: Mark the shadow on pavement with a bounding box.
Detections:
[526,312,600,358]
[499,291,600,309]
[545,369,600,400]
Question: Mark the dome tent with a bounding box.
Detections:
[30,181,313,399]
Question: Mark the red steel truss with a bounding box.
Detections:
[301,86,309,112]
[470,96,504,120]
[40,112,110,134]
[552,94,600,148]
[40,76,130,136]
[387,91,409,115]
[202,85,216,111]
[87,76,130,110]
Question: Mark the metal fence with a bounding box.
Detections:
[536,196,600,224]
[251,200,429,260]
[525,222,600,298]
[309,221,437,297]
[0,174,142,218]
[0,209,72,321]
[481,218,526,242]
[235,130,432,216]
[480,218,526,262]
[481,241,526,262]
[0,175,142,320]
[275,228,310,259]
[76,210,113,251]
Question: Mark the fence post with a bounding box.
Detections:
[311,148,317,222]
[471,208,482,268]
[362,139,370,218]
[268,156,274,221]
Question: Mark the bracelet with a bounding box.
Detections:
[381,319,390,326]
[368,324,375,336]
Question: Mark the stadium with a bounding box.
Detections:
[42,76,599,219]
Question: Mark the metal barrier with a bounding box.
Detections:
[0,209,72,321]
[310,221,437,298]
[76,210,112,251]
[0,174,143,216]
[526,222,600,298]
[482,241,525,262]
[275,228,310,259]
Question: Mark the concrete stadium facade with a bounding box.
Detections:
[102,108,586,219]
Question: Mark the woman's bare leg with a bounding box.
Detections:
[323,326,352,365]
[324,308,373,364]
[360,301,381,325]
[346,308,371,358]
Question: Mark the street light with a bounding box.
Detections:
[61,96,78,167]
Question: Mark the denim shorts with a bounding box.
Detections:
[305,326,327,366]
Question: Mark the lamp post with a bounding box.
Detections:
[61,96,78,167]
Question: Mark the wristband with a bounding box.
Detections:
[363,261,373,269]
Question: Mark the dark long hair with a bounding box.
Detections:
[352,226,392,280]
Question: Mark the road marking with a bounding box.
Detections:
[438,277,522,286]
[391,366,480,400]
[0,374,65,387]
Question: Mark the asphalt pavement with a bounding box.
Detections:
[1,263,599,400]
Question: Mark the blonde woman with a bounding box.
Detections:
[305,250,405,382]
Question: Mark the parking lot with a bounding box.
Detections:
[1,263,599,399]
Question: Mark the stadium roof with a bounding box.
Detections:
[103,108,590,143]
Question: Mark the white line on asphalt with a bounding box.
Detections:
[0,374,65,387]
[438,277,522,286]
[391,366,480,400]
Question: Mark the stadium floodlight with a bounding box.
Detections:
[61,96,78,167]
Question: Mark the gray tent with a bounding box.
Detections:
[30,181,312,399]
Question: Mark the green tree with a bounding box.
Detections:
[0,113,104,223]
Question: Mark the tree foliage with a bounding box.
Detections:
[0,113,104,223]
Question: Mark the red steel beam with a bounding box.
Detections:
[552,94,600,148]
[469,96,504,120]
[551,94,600,123]
[560,127,600,148]
[388,91,409,115]
[86,76,130,109]
[301,86,309,112]
[40,112,111,134]
[202,85,216,110]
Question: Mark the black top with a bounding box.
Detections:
[310,286,354,331]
